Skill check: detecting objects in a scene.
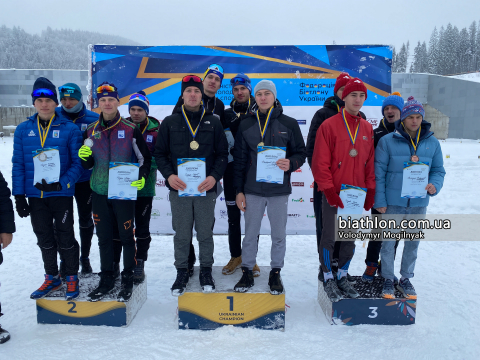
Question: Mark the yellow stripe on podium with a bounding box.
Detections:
[37,299,126,318]
[178,292,285,325]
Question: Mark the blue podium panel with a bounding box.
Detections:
[178,266,285,330]
[318,277,416,326]
[36,274,147,327]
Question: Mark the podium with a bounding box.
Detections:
[178,266,285,330]
[318,277,416,325]
[36,274,147,327]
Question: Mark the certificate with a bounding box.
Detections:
[224,128,235,163]
[337,184,367,215]
[107,162,139,200]
[177,158,206,197]
[401,161,430,199]
[32,147,60,185]
[256,146,286,184]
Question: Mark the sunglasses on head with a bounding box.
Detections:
[182,75,202,83]
[96,84,116,93]
[129,93,148,102]
[230,77,248,86]
[59,86,76,94]
[32,88,55,97]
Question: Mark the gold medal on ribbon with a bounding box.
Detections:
[84,138,94,148]
[258,142,265,147]
[349,148,358,157]
[342,109,360,159]
[190,140,199,150]
[256,107,273,149]
[410,155,419,162]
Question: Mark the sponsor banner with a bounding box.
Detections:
[90,45,390,234]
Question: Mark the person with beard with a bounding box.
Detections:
[306,73,365,283]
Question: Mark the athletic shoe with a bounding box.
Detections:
[65,275,80,300]
[337,276,360,298]
[199,267,215,293]
[133,259,145,284]
[30,274,62,299]
[234,267,254,293]
[323,278,342,302]
[80,257,93,277]
[362,261,378,282]
[171,269,189,297]
[87,272,115,302]
[0,325,10,344]
[253,264,261,278]
[347,273,356,284]
[382,278,395,299]
[222,256,242,275]
[397,278,417,300]
[117,271,134,302]
[268,268,284,295]
[113,262,120,279]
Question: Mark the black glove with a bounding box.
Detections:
[34,179,62,192]
[15,195,30,218]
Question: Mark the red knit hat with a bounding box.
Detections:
[342,77,368,100]
[333,72,351,95]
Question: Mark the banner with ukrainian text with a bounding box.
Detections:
[90,45,392,234]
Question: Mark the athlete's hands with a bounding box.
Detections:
[375,207,387,214]
[131,177,146,190]
[425,183,436,195]
[323,187,344,209]
[276,158,290,172]
[168,175,187,191]
[236,192,246,212]
[198,176,216,193]
[78,145,92,161]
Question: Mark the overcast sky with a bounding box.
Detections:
[1,0,478,53]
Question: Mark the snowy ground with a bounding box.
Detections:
[451,72,480,83]
[0,136,479,359]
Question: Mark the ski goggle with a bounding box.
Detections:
[32,88,55,97]
[206,63,224,74]
[230,77,249,86]
[129,93,148,102]
[58,86,77,94]
[182,75,202,83]
[96,84,117,93]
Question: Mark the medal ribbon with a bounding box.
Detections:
[402,122,421,153]
[92,116,122,136]
[232,98,251,117]
[141,117,150,134]
[256,107,273,142]
[341,108,360,147]
[37,114,55,148]
[181,105,206,140]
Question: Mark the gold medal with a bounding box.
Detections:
[190,140,199,150]
[84,138,94,148]
[349,148,358,157]
[39,152,47,162]
[237,113,241,118]
[410,155,419,162]
[258,142,264,147]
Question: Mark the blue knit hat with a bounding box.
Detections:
[59,83,82,102]
[230,73,252,93]
[401,96,425,120]
[382,92,404,116]
[32,77,58,105]
[203,64,224,83]
[128,90,149,115]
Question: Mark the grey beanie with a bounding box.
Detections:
[254,80,277,100]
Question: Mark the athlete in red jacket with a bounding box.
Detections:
[312,77,375,302]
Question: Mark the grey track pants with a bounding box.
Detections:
[169,191,216,269]
[241,194,289,270]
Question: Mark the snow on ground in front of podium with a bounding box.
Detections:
[0,136,479,359]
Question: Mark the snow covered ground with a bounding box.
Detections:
[0,136,479,359]
[451,72,480,83]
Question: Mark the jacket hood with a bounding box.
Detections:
[323,95,344,111]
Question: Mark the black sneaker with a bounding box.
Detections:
[199,267,215,293]
[323,278,342,302]
[234,267,254,293]
[113,262,120,279]
[80,257,93,277]
[337,276,360,298]
[0,324,10,344]
[88,272,115,302]
[268,268,284,295]
[347,273,356,284]
[133,259,145,284]
[117,271,134,302]
[171,268,189,297]
[187,262,194,277]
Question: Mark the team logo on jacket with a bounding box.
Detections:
[28,130,36,136]
[146,135,153,142]
[363,136,368,141]
[118,130,125,139]
[81,124,88,131]
[53,130,60,138]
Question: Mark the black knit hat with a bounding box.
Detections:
[181,75,204,95]
[32,77,58,105]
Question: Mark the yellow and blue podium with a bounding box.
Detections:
[178,266,285,330]
[36,274,147,327]
[318,276,416,325]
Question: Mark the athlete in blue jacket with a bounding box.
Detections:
[12,77,83,300]
[374,96,445,300]
[59,83,99,276]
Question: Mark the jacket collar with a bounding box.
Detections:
[393,119,433,142]
[28,108,68,125]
